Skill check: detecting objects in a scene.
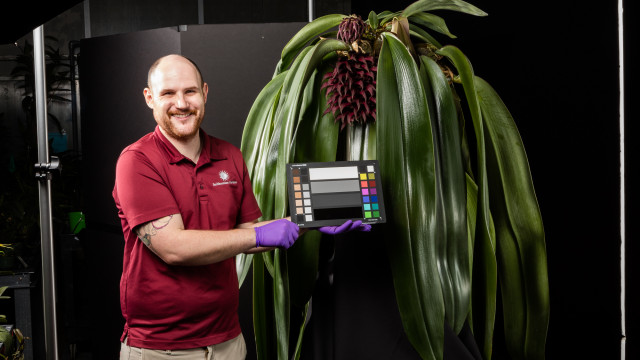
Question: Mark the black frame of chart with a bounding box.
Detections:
[286,160,387,228]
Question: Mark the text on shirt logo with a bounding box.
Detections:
[212,170,237,187]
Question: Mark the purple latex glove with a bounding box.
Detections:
[255,219,299,249]
[318,220,371,235]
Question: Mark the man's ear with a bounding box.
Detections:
[203,82,209,103]
[143,88,154,109]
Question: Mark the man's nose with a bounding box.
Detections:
[175,93,188,108]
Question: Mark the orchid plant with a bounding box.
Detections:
[238,0,549,359]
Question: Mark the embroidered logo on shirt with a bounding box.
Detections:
[212,170,238,187]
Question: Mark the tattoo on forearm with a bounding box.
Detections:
[137,215,174,248]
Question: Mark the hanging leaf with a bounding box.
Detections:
[409,24,443,49]
[247,47,313,360]
[294,56,340,163]
[293,302,310,360]
[377,31,445,360]
[253,254,275,360]
[274,39,350,221]
[379,11,402,25]
[289,61,340,302]
[402,0,488,18]
[242,72,287,176]
[466,174,478,275]
[420,55,470,334]
[476,76,549,360]
[239,71,288,286]
[409,12,457,38]
[278,14,347,74]
[438,45,497,359]
[273,248,290,360]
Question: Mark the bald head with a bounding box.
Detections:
[147,54,204,90]
[143,54,209,142]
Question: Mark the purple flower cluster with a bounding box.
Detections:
[322,53,377,129]
[337,16,366,44]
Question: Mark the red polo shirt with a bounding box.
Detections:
[113,126,262,350]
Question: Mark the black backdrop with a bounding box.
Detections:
[75,0,632,358]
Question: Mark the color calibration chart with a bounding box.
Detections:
[286,160,386,228]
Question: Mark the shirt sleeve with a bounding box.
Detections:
[114,149,180,230]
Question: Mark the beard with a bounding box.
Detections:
[157,110,204,141]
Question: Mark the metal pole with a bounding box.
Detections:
[308,0,314,22]
[33,25,60,360]
[618,0,626,358]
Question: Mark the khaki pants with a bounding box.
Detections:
[120,334,247,360]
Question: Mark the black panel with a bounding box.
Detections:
[313,206,362,221]
[90,0,198,38]
[312,192,362,208]
[202,0,306,24]
[79,27,182,360]
[80,27,181,229]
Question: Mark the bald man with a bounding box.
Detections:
[113,54,301,359]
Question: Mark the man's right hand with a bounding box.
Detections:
[254,219,299,249]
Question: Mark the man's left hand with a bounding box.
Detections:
[317,220,371,235]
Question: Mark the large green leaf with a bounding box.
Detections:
[287,60,340,357]
[277,14,346,74]
[273,248,289,360]
[476,76,549,360]
[409,12,457,38]
[420,55,470,334]
[251,65,298,223]
[293,302,310,360]
[294,57,340,163]
[466,174,478,277]
[409,24,443,49]
[253,254,275,360]
[238,71,288,286]
[274,39,350,221]
[346,122,376,161]
[242,71,287,176]
[246,47,312,360]
[402,0,488,18]
[378,31,444,360]
[437,45,497,359]
[289,59,339,308]
[379,11,402,25]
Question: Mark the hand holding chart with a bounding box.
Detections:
[318,220,372,234]
[255,219,300,249]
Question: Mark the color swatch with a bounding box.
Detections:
[287,161,386,228]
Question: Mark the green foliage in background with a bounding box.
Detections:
[239,0,549,359]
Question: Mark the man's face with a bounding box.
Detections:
[144,56,208,141]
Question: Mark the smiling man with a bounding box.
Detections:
[113,54,302,360]
[113,54,369,360]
